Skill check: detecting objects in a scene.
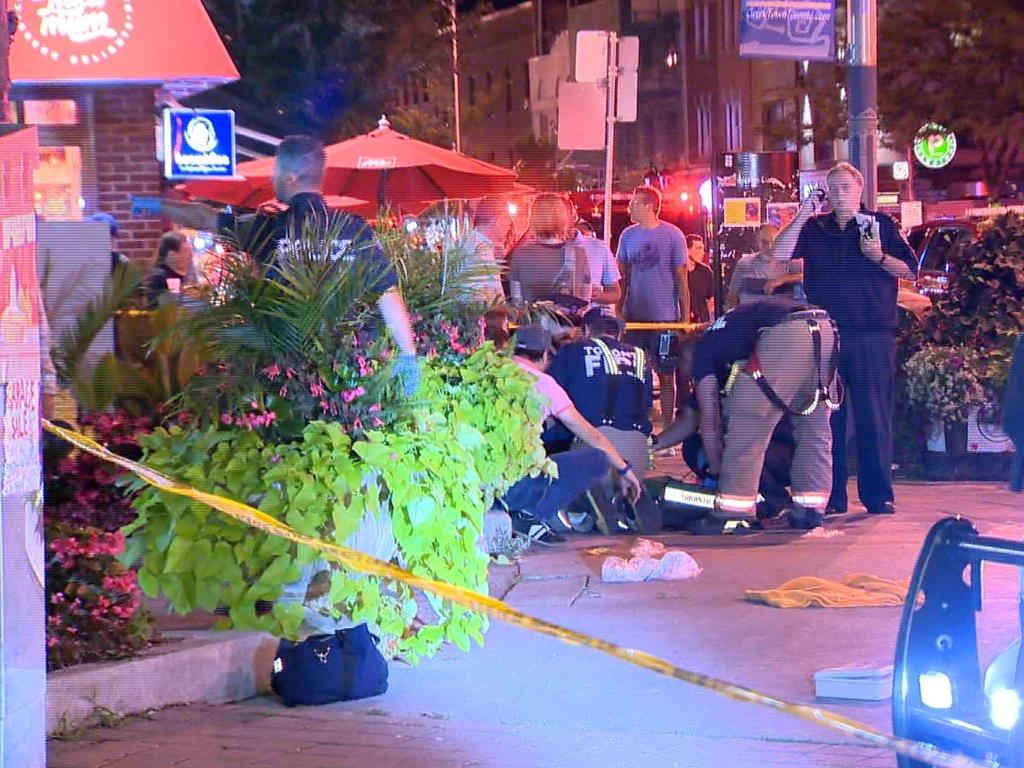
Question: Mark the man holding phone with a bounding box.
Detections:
[770,162,917,516]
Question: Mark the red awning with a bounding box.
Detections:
[10,0,239,95]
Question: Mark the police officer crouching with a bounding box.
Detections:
[687,297,839,530]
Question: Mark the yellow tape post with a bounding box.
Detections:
[42,419,994,768]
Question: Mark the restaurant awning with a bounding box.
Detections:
[9,0,239,96]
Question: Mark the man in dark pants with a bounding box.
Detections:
[771,162,918,515]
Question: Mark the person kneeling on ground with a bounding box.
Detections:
[655,297,839,530]
[502,325,642,544]
[656,404,797,525]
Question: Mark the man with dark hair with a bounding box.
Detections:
[616,185,690,431]
[503,324,642,543]
[684,233,714,323]
[572,219,621,305]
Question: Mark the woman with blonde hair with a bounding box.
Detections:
[508,193,591,304]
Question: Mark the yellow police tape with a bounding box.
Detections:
[42,418,993,768]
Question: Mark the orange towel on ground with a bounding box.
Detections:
[744,573,909,608]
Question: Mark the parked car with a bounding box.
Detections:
[907,219,976,295]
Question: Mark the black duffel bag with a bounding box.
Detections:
[271,623,388,707]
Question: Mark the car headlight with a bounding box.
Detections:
[919,671,953,710]
[989,688,1021,730]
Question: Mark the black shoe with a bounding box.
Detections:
[823,506,847,518]
[788,507,824,530]
[866,502,896,515]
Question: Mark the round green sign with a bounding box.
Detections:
[914,123,957,169]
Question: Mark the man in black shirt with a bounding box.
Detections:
[166,136,420,396]
[685,234,714,323]
[771,162,917,515]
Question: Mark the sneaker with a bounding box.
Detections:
[526,523,566,546]
[788,507,824,530]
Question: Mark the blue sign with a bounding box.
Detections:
[162,109,236,180]
[740,0,836,62]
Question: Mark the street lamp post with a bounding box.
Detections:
[449,0,462,153]
[847,0,878,209]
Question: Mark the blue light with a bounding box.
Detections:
[990,688,1021,730]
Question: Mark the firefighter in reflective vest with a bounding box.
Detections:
[545,306,655,479]
[693,297,840,530]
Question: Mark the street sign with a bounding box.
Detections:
[162,109,237,180]
[913,123,957,169]
[575,31,609,83]
[739,0,836,61]
[616,70,638,123]
[557,83,606,150]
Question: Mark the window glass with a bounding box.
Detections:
[34,146,84,221]
[23,100,78,125]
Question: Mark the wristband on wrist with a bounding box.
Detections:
[617,461,632,476]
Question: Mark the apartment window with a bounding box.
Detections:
[694,1,712,57]
[696,100,712,158]
[505,67,513,113]
[722,0,739,51]
[725,99,743,151]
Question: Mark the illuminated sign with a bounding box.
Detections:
[357,157,397,170]
[892,161,910,181]
[15,0,134,66]
[162,109,236,180]
[913,123,957,169]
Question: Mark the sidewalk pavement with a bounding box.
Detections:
[49,480,1023,768]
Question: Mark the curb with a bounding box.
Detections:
[47,630,277,734]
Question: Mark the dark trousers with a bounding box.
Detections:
[503,448,610,522]
[830,328,895,511]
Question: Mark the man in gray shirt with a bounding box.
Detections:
[616,185,690,430]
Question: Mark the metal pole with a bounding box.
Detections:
[603,32,618,248]
[1,0,11,124]
[847,0,878,209]
[450,0,462,153]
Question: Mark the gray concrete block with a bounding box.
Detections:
[481,508,512,555]
[46,631,276,734]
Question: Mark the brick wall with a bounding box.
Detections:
[91,86,164,264]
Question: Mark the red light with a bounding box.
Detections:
[680,192,690,203]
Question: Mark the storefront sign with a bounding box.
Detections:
[357,157,397,170]
[162,109,236,180]
[913,123,957,169]
[14,0,134,66]
[740,0,836,62]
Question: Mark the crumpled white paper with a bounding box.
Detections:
[601,540,701,583]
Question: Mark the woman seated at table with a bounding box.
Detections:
[144,231,194,308]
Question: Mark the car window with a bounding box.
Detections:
[908,227,927,253]
[921,228,966,272]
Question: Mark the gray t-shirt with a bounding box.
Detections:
[616,222,688,321]
[508,240,591,302]
[728,254,802,305]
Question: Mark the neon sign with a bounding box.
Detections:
[15,0,134,65]
[913,123,957,170]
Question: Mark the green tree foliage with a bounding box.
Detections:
[878,0,1024,196]
[200,0,480,139]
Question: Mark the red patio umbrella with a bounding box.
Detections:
[180,116,518,214]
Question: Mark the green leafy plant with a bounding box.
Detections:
[124,347,544,661]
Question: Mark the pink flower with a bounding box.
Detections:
[373,417,385,427]
[369,403,382,413]
[262,363,281,380]
[285,367,297,380]
[309,381,326,397]
[320,399,330,410]
[352,417,363,430]
[221,413,234,425]
[279,385,289,397]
